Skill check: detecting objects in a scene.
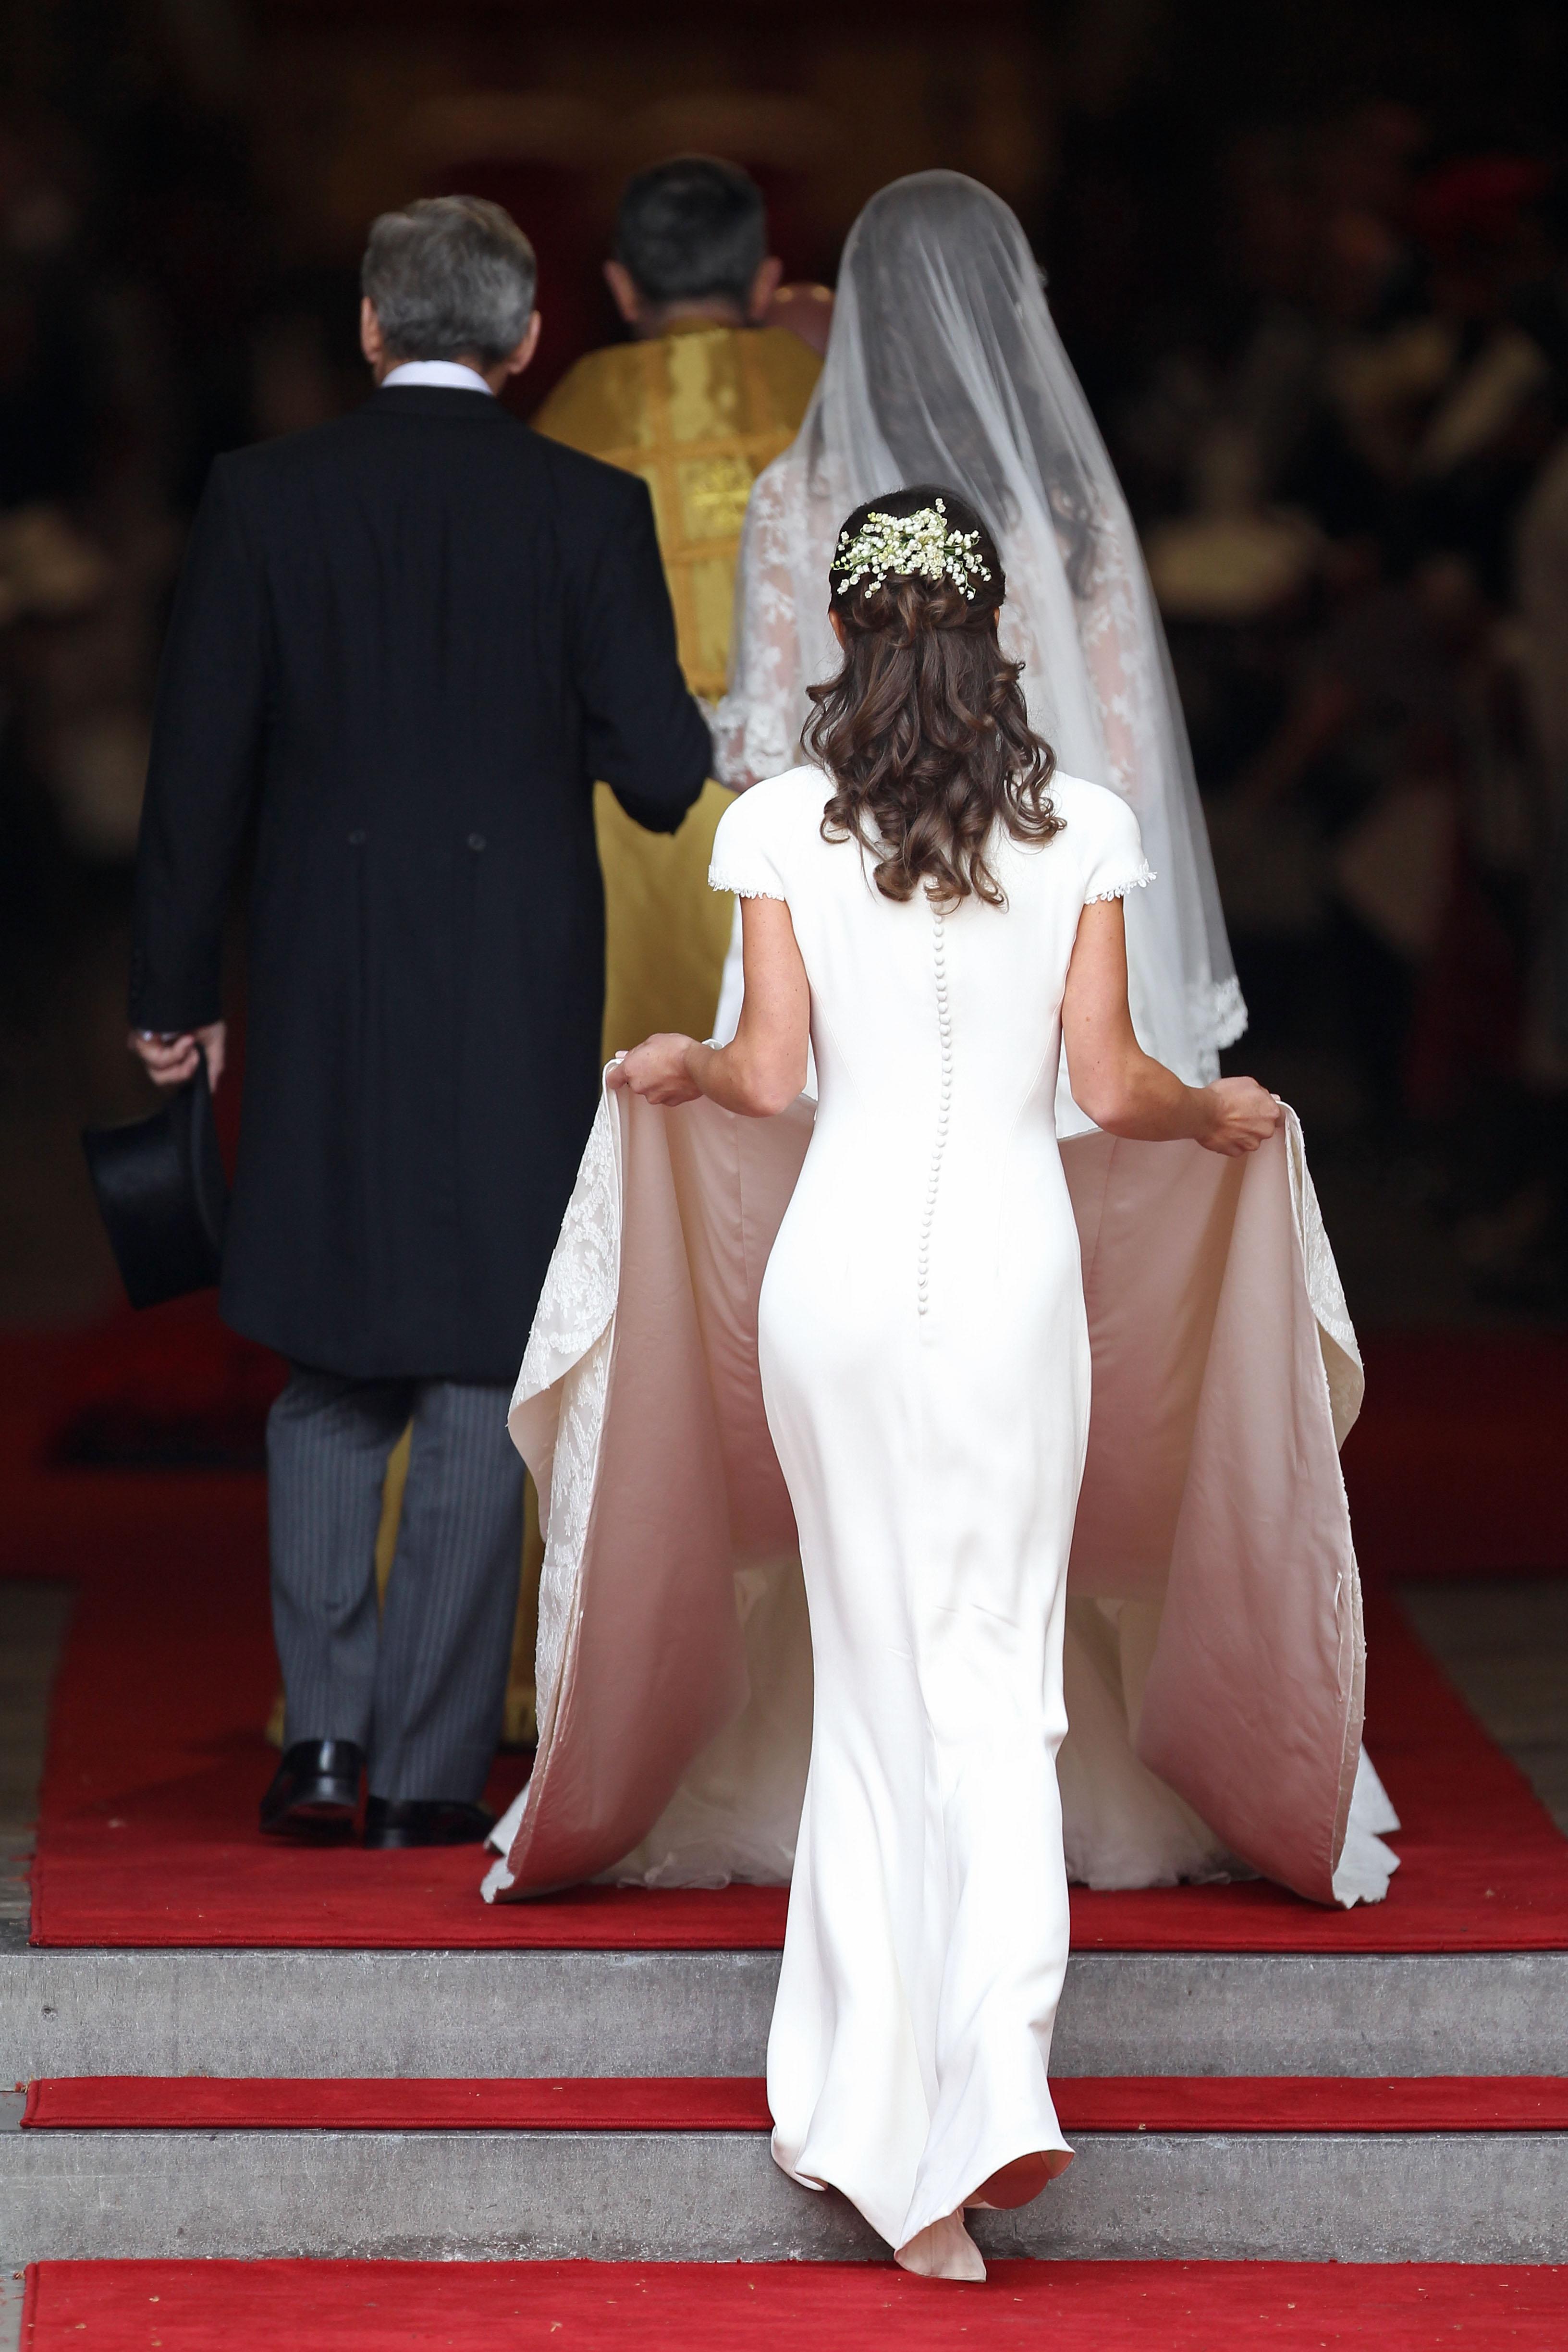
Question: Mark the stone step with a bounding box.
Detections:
[1,2099,1559,2265]
[4,1943,1566,2083]
[0,2264,21,2352]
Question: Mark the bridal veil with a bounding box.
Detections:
[713,169,1246,1093]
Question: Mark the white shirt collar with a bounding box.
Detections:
[380,360,494,397]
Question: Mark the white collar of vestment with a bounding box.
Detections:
[381,361,494,396]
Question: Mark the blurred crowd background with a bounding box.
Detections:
[4,0,1568,1332]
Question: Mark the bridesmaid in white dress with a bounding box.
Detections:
[610,488,1281,2281]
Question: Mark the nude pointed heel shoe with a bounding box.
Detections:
[895,2212,987,2282]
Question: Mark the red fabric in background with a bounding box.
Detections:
[22,2260,1568,2352]
[48,1295,285,1470]
[7,1328,1568,1953]
[21,2074,1568,2134]
[1345,1331,1568,1576]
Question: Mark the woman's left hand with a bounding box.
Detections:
[607,1033,703,1107]
[1194,1077,1285,1156]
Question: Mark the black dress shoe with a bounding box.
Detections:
[259,1739,364,1839]
[362,1797,496,1850]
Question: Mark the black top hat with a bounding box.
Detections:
[82,1058,229,1310]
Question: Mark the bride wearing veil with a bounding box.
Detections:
[484,178,1397,1954]
[697,169,1395,1890]
[712,170,1246,1111]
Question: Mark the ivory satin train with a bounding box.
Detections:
[484,1086,1393,1921]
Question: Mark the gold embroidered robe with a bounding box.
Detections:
[534,321,821,1053]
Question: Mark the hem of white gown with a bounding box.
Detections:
[776,2118,1074,2270]
[772,2158,991,2283]
[895,2212,987,2282]
[895,2141,1075,2279]
[1330,1749,1402,1908]
[899,2126,1073,2254]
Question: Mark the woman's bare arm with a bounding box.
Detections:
[608,895,809,1118]
[1063,899,1280,1155]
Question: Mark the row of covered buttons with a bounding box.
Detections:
[919,904,953,1320]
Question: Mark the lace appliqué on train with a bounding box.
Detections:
[488,1093,620,1891]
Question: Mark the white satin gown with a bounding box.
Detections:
[706,766,1153,2268]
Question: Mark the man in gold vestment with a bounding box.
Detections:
[533,157,821,1052]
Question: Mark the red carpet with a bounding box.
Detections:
[21,2074,1568,2134]
[21,2260,1568,2350]
[7,1323,1568,1953]
[23,1549,1568,1951]
[21,2077,773,2132]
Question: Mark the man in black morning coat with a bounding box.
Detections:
[129,196,710,1849]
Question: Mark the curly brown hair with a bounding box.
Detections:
[805,485,1061,908]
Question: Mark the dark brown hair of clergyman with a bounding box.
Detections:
[805,484,1061,910]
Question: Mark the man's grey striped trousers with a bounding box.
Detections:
[266,1369,523,1803]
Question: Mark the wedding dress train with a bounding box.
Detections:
[482,1032,1392,1927]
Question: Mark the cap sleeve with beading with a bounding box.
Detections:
[709,784,788,903]
[1078,785,1155,906]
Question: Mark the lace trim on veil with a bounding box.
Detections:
[1207,972,1249,1053]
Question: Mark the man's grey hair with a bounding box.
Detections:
[362,196,537,366]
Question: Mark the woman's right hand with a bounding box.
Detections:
[1195,1077,1284,1156]
[607,1034,703,1107]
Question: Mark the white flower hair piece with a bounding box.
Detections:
[832,497,992,603]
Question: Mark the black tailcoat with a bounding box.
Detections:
[131,384,710,1380]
